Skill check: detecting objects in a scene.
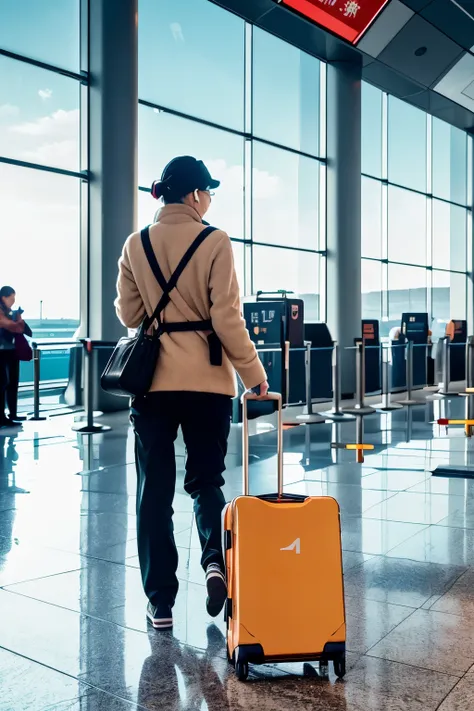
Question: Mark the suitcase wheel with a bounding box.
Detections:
[236,660,249,682]
[334,654,346,679]
[319,660,329,678]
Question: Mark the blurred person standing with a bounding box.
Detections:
[0,286,31,427]
[115,156,268,631]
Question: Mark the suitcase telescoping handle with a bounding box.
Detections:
[241,391,283,498]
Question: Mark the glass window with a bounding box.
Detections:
[362,177,383,258]
[252,28,320,156]
[231,241,245,295]
[0,0,80,72]
[252,142,320,251]
[138,0,245,131]
[362,260,383,322]
[432,270,466,327]
[252,246,320,320]
[388,96,427,192]
[388,264,427,320]
[137,188,157,230]
[138,106,244,239]
[432,118,467,206]
[361,82,383,179]
[432,201,467,273]
[0,56,80,171]
[0,163,80,325]
[388,186,427,265]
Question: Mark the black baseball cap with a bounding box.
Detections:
[151,156,220,200]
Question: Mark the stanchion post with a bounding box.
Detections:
[356,415,364,464]
[294,342,325,424]
[28,343,47,421]
[72,340,111,434]
[377,345,403,411]
[466,336,474,436]
[321,344,355,421]
[305,341,313,416]
[442,337,450,395]
[343,341,375,416]
[284,340,290,406]
[398,340,418,406]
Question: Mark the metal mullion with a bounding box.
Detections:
[0,155,88,180]
[138,99,325,164]
[252,241,325,256]
[0,48,86,82]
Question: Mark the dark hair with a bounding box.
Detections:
[0,286,15,300]
[151,178,185,205]
[151,156,220,206]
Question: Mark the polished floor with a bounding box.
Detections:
[1,395,474,710]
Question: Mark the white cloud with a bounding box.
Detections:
[0,103,19,118]
[170,22,184,41]
[253,168,281,199]
[38,88,53,100]
[10,109,79,138]
[2,109,80,170]
[22,140,78,168]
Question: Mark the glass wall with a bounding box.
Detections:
[361,84,471,339]
[0,0,85,345]
[138,0,325,321]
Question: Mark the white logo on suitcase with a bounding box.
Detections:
[280,538,301,554]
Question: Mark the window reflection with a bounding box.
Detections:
[138,0,245,130]
[388,96,427,192]
[432,270,466,328]
[362,177,383,258]
[252,142,320,251]
[252,246,320,321]
[388,186,427,265]
[362,82,383,179]
[362,259,383,322]
[0,163,80,324]
[253,27,320,156]
[0,56,80,171]
[0,0,80,71]
[432,201,467,273]
[388,264,427,319]
[432,118,467,206]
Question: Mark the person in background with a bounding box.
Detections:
[115,156,268,631]
[0,286,27,427]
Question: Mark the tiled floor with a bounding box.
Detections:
[1,395,474,709]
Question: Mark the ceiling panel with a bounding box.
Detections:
[453,0,474,19]
[378,15,463,86]
[210,0,275,22]
[421,0,474,49]
[357,0,414,57]
[434,51,474,111]
[399,0,433,11]
[363,59,426,97]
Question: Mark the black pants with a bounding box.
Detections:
[131,391,232,608]
[0,350,19,420]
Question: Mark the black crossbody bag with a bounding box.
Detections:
[101,224,220,398]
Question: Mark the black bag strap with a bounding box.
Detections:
[141,224,217,329]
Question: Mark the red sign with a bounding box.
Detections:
[278,0,390,44]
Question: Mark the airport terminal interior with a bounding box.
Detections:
[2,0,474,709]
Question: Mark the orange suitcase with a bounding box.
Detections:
[224,392,346,682]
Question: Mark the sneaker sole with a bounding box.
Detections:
[206,574,227,618]
[146,613,173,631]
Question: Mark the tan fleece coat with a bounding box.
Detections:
[115,204,266,397]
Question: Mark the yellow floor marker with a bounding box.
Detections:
[437,419,474,438]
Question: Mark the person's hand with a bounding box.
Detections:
[256,380,269,399]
